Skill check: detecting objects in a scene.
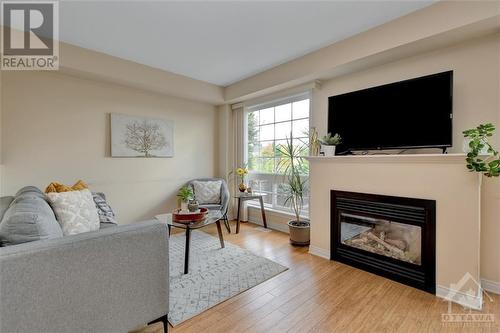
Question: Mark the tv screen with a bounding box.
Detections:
[328,71,453,154]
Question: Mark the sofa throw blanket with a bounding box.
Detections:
[46,189,100,236]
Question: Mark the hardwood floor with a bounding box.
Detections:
[140,221,500,333]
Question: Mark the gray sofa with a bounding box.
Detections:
[0,188,169,333]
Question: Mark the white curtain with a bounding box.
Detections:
[230,103,248,221]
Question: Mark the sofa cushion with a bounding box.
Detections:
[0,197,14,221]
[16,186,47,198]
[92,192,118,227]
[47,189,100,236]
[0,187,63,246]
[192,180,222,204]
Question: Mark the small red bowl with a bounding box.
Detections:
[172,207,208,223]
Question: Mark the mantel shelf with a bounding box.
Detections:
[305,153,469,164]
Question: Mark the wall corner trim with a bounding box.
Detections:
[481,278,500,295]
[308,245,330,260]
[436,285,483,310]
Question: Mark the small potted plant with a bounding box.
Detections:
[177,185,194,212]
[319,133,341,156]
[463,123,500,178]
[277,136,310,246]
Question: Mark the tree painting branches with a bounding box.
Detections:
[124,120,168,157]
[111,114,173,158]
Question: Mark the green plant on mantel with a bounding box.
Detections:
[463,123,500,177]
[319,132,342,146]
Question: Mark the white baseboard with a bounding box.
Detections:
[436,285,483,310]
[308,245,330,259]
[481,278,500,295]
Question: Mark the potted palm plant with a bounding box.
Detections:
[277,136,310,246]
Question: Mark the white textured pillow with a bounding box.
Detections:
[192,180,222,204]
[46,189,100,236]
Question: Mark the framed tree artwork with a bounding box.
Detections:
[111,113,174,157]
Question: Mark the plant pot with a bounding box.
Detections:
[238,183,247,192]
[180,201,188,212]
[322,145,336,157]
[462,137,490,155]
[288,220,310,246]
[188,200,199,212]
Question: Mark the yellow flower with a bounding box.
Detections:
[236,167,248,176]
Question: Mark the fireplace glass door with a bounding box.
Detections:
[340,212,422,265]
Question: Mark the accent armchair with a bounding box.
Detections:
[187,178,231,233]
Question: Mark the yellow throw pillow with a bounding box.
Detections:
[45,180,88,193]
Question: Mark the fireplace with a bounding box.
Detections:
[331,190,436,294]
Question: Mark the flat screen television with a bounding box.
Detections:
[328,71,453,154]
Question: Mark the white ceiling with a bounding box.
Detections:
[58,1,435,86]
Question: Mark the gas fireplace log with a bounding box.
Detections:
[384,238,407,251]
[365,232,405,256]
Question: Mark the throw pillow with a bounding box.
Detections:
[0,186,63,246]
[46,189,100,236]
[92,192,118,226]
[45,180,88,193]
[192,180,222,204]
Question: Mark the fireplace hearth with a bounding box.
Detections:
[331,190,436,294]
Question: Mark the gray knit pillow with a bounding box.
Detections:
[192,180,222,204]
[92,192,118,226]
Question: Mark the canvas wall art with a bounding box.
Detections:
[111,113,174,157]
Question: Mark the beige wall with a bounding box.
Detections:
[1,71,217,224]
[312,33,500,283]
[313,33,500,155]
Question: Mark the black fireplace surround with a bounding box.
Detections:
[331,190,436,294]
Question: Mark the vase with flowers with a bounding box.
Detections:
[236,167,248,192]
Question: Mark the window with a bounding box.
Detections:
[245,93,310,216]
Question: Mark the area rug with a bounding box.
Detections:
[168,230,288,326]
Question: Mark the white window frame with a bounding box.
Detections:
[243,91,311,216]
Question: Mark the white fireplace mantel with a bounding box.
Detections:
[305,153,467,164]
[307,152,483,309]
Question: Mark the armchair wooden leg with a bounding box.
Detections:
[216,220,225,248]
[148,314,168,333]
[259,197,268,229]
[223,214,231,233]
[236,198,241,234]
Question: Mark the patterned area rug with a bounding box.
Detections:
[168,231,288,326]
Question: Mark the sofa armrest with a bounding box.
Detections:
[0,221,169,333]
